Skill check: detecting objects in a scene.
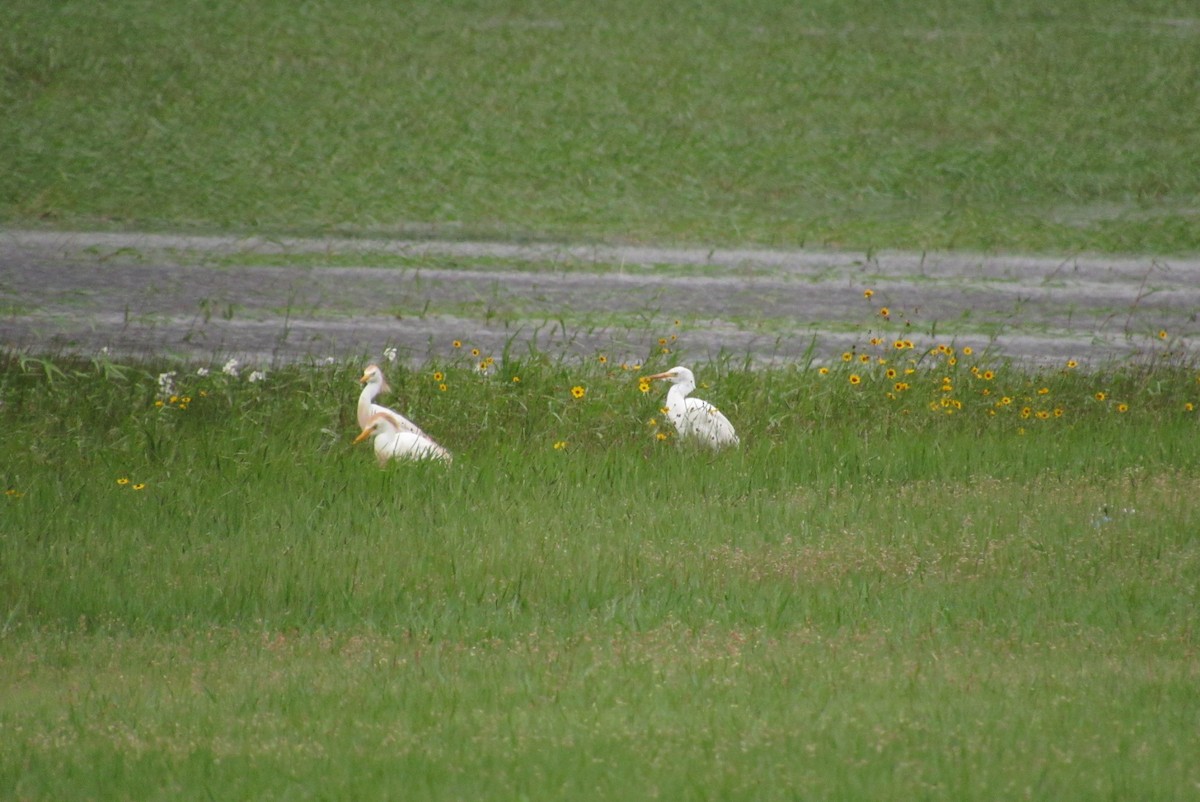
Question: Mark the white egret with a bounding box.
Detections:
[358,363,431,439]
[354,410,453,465]
[643,365,739,449]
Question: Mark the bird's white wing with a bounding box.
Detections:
[369,402,432,440]
[373,409,452,461]
[682,397,739,447]
[376,430,452,463]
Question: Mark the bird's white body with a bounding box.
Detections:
[644,366,739,449]
[355,411,452,465]
[358,364,431,440]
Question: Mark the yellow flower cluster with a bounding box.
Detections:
[155,394,193,410]
[827,339,1095,423]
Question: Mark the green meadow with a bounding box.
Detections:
[2,0,1199,253]
[2,346,1199,800]
[4,0,1200,799]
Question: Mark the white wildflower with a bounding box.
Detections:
[196,367,210,377]
[383,346,398,364]
[247,370,266,383]
[222,358,240,377]
[156,371,177,398]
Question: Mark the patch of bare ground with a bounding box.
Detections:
[1,229,1197,368]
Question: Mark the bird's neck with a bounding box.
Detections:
[667,384,693,403]
[665,385,691,414]
[357,383,380,424]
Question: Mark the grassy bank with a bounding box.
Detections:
[2,347,1198,799]
[3,0,1199,253]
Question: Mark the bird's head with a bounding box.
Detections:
[353,411,403,444]
[643,366,694,386]
[360,364,389,393]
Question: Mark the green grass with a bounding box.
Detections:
[3,0,1200,253]
[2,348,1199,800]
[4,4,1200,793]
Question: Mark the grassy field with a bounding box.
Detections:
[2,343,1199,800]
[3,1,1200,798]
[3,0,1199,253]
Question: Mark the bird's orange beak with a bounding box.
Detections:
[352,428,372,445]
[642,371,674,381]
[359,372,370,384]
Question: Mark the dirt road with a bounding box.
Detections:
[2,229,1197,369]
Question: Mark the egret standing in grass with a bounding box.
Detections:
[356,364,451,461]
[354,410,453,465]
[643,365,739,449]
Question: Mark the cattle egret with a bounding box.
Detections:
[358,363,433,440]
[354,410,453,465]
[643,365,739,449]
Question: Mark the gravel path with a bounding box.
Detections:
[2,229,1197,369]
